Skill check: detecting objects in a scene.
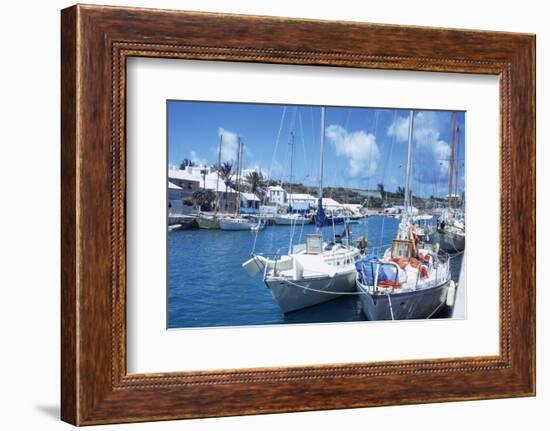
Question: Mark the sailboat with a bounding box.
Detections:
[430,112,465,253]
[242,107,361,313]
[274,132,311,226]
[355,110,454,321]
[274,213,311,225]
[219,137,265,231]
[197,134,224,230]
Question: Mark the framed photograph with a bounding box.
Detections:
[61,4,535,425]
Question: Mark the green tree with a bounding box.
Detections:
[377,183,386,200]
[179,158,195,169]
[246,171,266,199]
[192,189,216,211]
[396,186,405,197]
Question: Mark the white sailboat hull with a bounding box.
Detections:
[219,218,263,231]
[265,269,357,313]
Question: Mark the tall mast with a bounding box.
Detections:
[288,131,295,199]
[455,125,461,206]
[448,112,456,210]
[235,138,243,215]
[318,107,325,200]
[404,110,415,216]
[314,107,327,233]
[215,134,222,215]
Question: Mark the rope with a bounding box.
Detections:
[267,106,287,181]
[331,211,336,242]
[386,292,395,320]
[269,276,368,296]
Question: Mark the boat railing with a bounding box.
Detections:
[365,243,392,259]
[359,248,451,293]
[413,254,451,291]
[362,260,401,293]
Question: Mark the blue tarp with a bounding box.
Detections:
[315,198,326,228]
[355,256,399,285]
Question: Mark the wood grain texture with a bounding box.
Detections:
[60,4,536,425]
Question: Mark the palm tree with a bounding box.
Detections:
[246,171,266,199]
[218,161,234,192]
[377,183,386,201]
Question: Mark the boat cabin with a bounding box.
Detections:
[305,234,323,254]
[391,239,415,259]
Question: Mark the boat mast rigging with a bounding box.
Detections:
[235,137,243,215]
[404,109,415,218]
[316,107,326,234]
[215,134,222,215]
[288,131,294,208]
[448,112,457,210]
[455,125,461,205]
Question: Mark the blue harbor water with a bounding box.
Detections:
[168,216,464,329]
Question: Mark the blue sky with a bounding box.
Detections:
[168,101,466,197]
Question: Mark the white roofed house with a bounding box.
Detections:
[321,197,343,212]
[240,192,261,214]
[288,193,317,209]
[266,185,288,207]
[168,181,185,216]
[168,168,201,198]
[168,166,238,213]
[167,169,200,215]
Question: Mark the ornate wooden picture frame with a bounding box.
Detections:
[61,4,535,425]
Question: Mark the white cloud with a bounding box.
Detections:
[325,124,380,177]
[218,128,240,163]
[189,150,207,167]
[216,128,254,167]
[387,111,453,179]
[387,115,409,142]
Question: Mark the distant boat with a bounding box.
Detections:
[218,137,265,231]
[197,214,220,229]
[220,216,265,231]
[429,113,465,253]
[274,213,311,225]
[168,215,197,231]
[243,107,361,313]
[412,213,434,221]
[355,110,453,321]
[313,212,346,226]
[196,133,225,230]
[430,211,465,253]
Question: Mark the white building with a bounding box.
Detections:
[321,197,343,211]
[240,192,261,214]
[342,203,363,215]
[266,185,288,206]
[168,167,238,212]
[383,205,419,215]
[288,193,317,209]
[168,181,185,215]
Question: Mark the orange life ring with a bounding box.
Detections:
[420,265,429,278]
